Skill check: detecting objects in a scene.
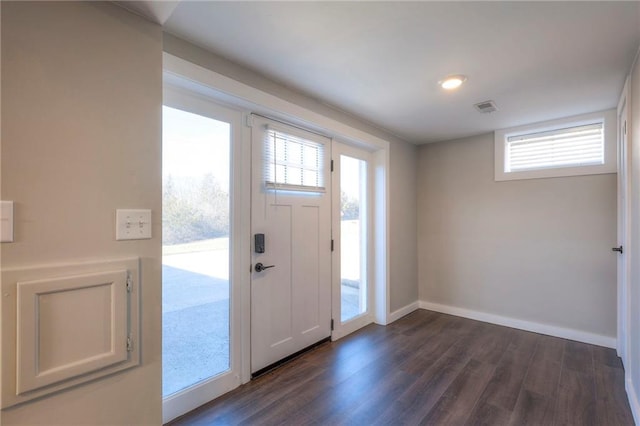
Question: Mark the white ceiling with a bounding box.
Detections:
[127,1,640,144]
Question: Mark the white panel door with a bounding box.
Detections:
[250,116,331,374]
[616,94,629,362]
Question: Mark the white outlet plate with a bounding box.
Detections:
[1,201,14,243]
[116,209,152,241]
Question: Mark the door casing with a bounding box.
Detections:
[163,51,390,400]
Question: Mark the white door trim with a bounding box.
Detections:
[163,51,390,386]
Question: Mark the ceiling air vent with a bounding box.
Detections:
[474,100,498,113]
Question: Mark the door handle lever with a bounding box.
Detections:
[255,263,275,272]
[612,246,623,254]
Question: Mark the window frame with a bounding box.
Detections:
[494,109,617,181]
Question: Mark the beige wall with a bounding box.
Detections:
[1,2,162,424]
[629,45,640,415]
[163,34,420,313]
[389,139,418,311]
[417,133,617,337]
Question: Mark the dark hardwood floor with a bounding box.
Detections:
[169,310,635,425]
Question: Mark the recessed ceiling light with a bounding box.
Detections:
[439,74,467,90]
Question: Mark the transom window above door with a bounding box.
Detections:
[264,128,326,192]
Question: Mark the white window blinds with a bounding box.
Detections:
[264,128,326,192]
[505,122,604,173]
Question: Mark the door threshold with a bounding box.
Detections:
[251,337,331,379]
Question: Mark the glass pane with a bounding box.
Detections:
[288,140,302,163]
[340,155,367,322]
[288,167,303,185]
[506,122,604,172]
[265,130,324,190]
[162,106,231,397]
[303,169,317,186]
[275,137,286,162]
[303,145,318,168]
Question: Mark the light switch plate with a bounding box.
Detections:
[1,201,14,243]
[116,209,152,241]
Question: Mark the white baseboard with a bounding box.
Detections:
[627,375,640,426]
[387,301,420,324]
[418,300,616,349]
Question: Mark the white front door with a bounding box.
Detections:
[250,116,332,374]
[616,92,629,363]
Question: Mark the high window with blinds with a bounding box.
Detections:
[264,128,326,192]
[494,111,616,181]
[505,122,604,173]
